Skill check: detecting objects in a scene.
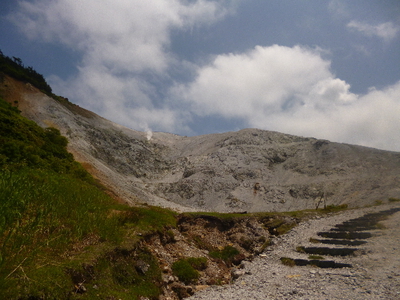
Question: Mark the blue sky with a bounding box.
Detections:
[1,0,400,151]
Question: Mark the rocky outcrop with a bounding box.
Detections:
[1,75,400,212]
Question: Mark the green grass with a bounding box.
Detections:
[0,94,177,299]
[296,246,305,253]
[0,169,123,296]
[389,197,400,202]
[309,238,321,244]
[280,257,295,267]
[186,257,208,271]
[209,245,240,263]
[0,168,177,299]
[172,259,200,284]
[120,205,177,234]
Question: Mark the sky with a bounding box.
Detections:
[1,0,400,152]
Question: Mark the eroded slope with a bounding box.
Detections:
[1,75,399,212]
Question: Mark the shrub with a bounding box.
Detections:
[209,245,240,263]
[186,257,208,271]
[172,259,200,284]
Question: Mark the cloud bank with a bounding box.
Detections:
[9,0,400,151]
[347,21,400,42]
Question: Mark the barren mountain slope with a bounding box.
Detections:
[1,76,400,212]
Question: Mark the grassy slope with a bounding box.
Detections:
[0,96,177,299]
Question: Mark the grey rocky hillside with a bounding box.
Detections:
[2,76,400,212]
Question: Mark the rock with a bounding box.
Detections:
[194,285,209,291]
[135,259,150,275]
[74,283,86,294]
[170,282,194,299]
[231,269,246,279]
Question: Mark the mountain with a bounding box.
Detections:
[1,74,399,212]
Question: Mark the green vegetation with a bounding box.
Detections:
[309,237,321,244]
[296,246,305,253]
[0,97,92,182]
[186,257,208,271]
[209,245,240,263]
[119,205,177,234]
[388,197,400,202]
[280,257,295,267]
[0,50,52,95]
[321,203,348,212]
[308,255,324,260]
[172,257,207,284]
[0,95,175,299]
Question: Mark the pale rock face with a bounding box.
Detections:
[2,76,400,212]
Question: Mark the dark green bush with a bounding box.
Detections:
[172,259,200,284]
[186,257,208,271]
[209,245,240,262]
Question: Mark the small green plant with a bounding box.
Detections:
[309,238,320,243]
[209,245,240,263]
[280,257,295,267]
[374,200,383,206]
[172,259,200,284]
[186,257,208,271]
[296,246,305,253]
[389,197,400,202]
[259,238,272,252]
[308,255,324,260]
[322,204,348,212]
[376,222,387,229]
[119,205,177,233]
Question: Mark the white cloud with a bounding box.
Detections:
[347,21,400,42]
[11,0,233,131]
[173,45,400,151]
[13,0,231,73]
[328,0,350,19]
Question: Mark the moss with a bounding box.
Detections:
[119,206,177,233]
[309,238,320,244]
[172,259,200,284]
[388,198,400,202]
[308,255,324,260]
[259,238,272,252]
[280,257,295,267]
[209,245,240,264]
[186,257,208,271]
[296,246,305,253]
[321,204,348,212]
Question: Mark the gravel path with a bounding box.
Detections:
[189,204,400,300]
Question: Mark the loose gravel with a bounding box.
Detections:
[189,204,400,300]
